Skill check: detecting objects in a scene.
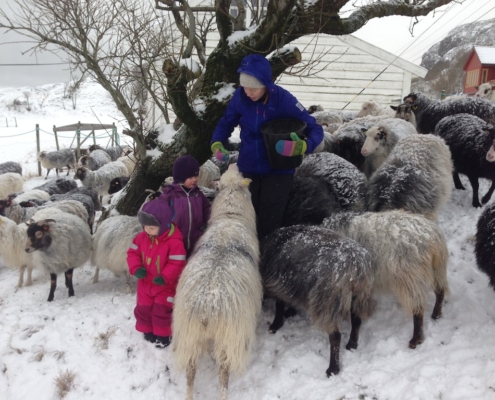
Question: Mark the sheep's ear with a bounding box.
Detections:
[390,105,398,111]
[360,127,367,133]
[241,178,251,186]
[39,218,56,226]
[475,85,479,90]
[486,124,494,131]
[412,105,418,111]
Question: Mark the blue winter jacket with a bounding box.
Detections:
[211,54,324,175]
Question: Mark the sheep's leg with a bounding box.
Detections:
[66,165,70,176]
[92,267,100,284]
[284,306,297,319]
[25,266,33,287]
[48,273,57,302]
[16,265,25,289]
[481,180,495,204]
[327,330,341,377]
[268,300,286,333]
[409,312,425,349]
[186,361,196,400]
[452,171,465,190]
[219,363,229,400]
[65,269,75,297]
[45,168,51,180]
[431,289,445,320]
[55,168,59,177]
[467,175,481,208]
[346,311,361,350]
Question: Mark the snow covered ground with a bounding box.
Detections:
[1,81,495,400]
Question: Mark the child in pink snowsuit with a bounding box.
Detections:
[127,198,187,348]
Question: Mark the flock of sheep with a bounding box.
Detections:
[2,86,495,399]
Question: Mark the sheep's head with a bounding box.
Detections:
[88,144,102,153]
[79,155,88,166]
[475,83,494,98]
[217,164,251,191]
[36,151,47,161]
[0,199,12,216]
[307,105,323,114]
[403,93,417,105]
[25,219,56,253]
[74,167,87,180]
[391,103,414,122]
[484,123,495,163]
[361,126,387,156]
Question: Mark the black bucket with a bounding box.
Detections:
[261,118,307,170]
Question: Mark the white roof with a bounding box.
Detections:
[474,46,495,65]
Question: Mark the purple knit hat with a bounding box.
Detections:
[173,155,200,184]
[137,199,173,236]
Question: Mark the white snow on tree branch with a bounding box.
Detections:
[212,83,236,102]
[179,58,201,74]
[227,28,255,46]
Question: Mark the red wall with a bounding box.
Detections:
[463,52,482,95]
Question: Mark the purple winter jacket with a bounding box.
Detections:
[159,183,211,256]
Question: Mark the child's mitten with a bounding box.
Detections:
[153,276,165,286]
[211,141,229,162]
[275,132,307,157]
[134,267,147,279]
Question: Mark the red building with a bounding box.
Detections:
[463,46,495,95]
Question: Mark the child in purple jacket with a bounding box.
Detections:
[159,155,211,257]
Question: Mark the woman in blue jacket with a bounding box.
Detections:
[211,53,324,240]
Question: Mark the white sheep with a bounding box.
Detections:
[12,189,51,204]
[357,100,396,118]
[91,215,142,293]
[74,160,129,197]
[475,82,495,101]
[172,165,262,400]
[37,149,76,179]
[0,172,23,200]
[360,119,417,178]
[0,216,34,288]
[25,207,92,301]
[323,210,450,349]
[116,152,137,176]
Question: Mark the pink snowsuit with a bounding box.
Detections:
[127,224,186,337]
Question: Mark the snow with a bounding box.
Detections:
[2,80,495,400]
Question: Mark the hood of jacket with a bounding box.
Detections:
[237,54,274,90]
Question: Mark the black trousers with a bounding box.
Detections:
[242,173,294,240]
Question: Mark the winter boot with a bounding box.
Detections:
[155,336,171,348]
[144,332,157,343]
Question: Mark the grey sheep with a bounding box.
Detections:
[79,149,111,170]
[74,160,129,198]
[0,161,22,176]
[37,149,76,179]
[297,152,367,211]
[172,165,262,400]
[366,134,453,220]
[434,113,495,207]
[32,177,78,195]
[50,186,101,212]
[91,215,142,293]
[323,210,450,349]
[260,225,375,376]
[25,207,92,301]
[403,91,495,134]
[88,144,129,161]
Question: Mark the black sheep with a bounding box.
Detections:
[108,176,130,194]
[475,202,495,289]
[403,91,495,134]
[434,114,495,207]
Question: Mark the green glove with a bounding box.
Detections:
[211,141,229,162]
[134,267,147,279]
[275,132,307,157]
[153,276,165,286]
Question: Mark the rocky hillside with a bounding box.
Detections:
[416,18,495,96]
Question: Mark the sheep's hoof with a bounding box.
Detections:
[408,337,424,349]
[482,195,492,205]
[47,296,54,302]
[431,311,442,320]
[454,184,465,190]
[268,328,277,334]
[345,340,358,350]
[473,200,482,208]
[326,365,340,377]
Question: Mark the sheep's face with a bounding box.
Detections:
[403,94,417,105]
[74,167,87,181]
[485,125,495,163]
[392,104,414,122]
[36,151,47,162]
[25,220,55,253]
[361,126,386,156]
[0,199,12,216]
[475,83,494,98]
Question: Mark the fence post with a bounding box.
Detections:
[76,121,81,161]
[36,124,41,176]
[92,129,96,146]
[113,123,119,145]
[53,125,60,150]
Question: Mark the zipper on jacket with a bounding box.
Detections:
[181,186,193,250]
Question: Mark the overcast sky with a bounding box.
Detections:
[1,0,495,89]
